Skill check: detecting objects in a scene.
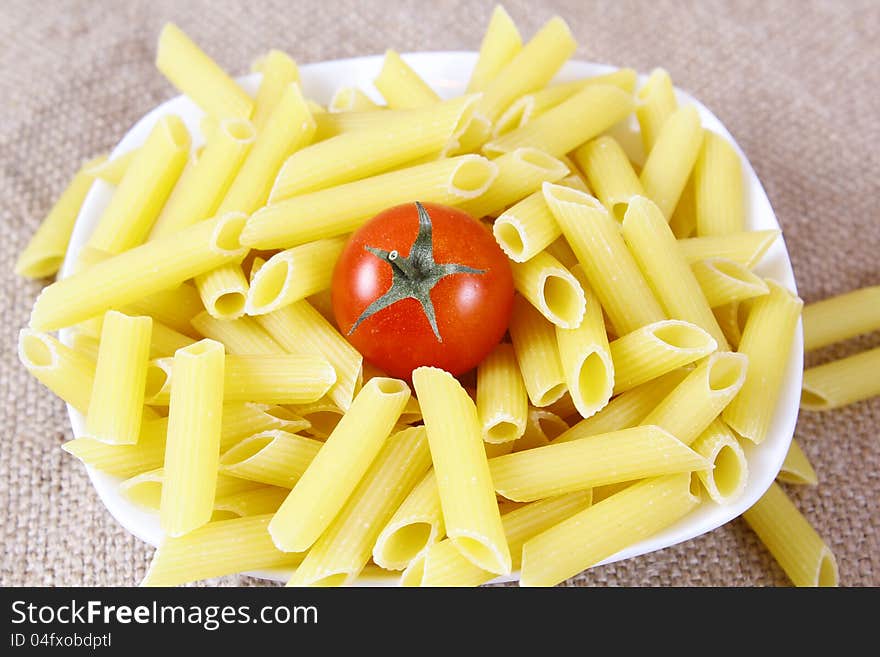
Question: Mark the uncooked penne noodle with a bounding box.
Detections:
[512,408,570,451]
[691,258,769,308]
[694,130,745,235]
[257,301,363,410]
[126,283,204,338]
[243,155,497,249]
[458,148,568,219]
[723,280,802,444]
[542,183,665,335]
[467,5,522,93]
[483,85,634,158]
[142,515,303,587]
[155,23,253,120]
[403,491,591,587]
[743,482,838,587]
[149,118,255,239]
[30,212,248,331]
[374,50,441,109]
[160,339,226,537]
[269,377,410,552]
[802,286,880,351]
[609,319,716,394]
[644,351,748,445]
[622,195,728,348]
[245,237,347,315]
[412,367,510,575]
[635,68,678,153]
[271,96,476,200]
[520,473,701,586]
[801,346,880,411]
[553,368,691,444]
[15,154,106,278]
[219,430,323,488]
[19,330,95,415]
[287,427,432,586]
[677,229,779,268]
[372,469,444,570]
[329,86,381,112]
[714,301,747,349]
[544,235,578,269]
[190,312,281,355]
[511,251,586,329]
[69,331,100,360]
[574,136,644,222]
[476,343,528,444]
[85,311,152,445]
[493,191,560,263]
[777,439,818,486]
[121,468,265,512]
[146,353,335,405]
[555,268,613,418]
[212,486,289,519]
[194,264,249,320]
[217,403,311,446]
[251,49,300,130]
[148,321,195,358]
[668,173,697,238]
[690,419,749,504]
[289,401,344,439]
[489,425,707,502]
[84,150,133,186]
[87,115,190,254]
[639,105,703,219]
[508,295,567,407]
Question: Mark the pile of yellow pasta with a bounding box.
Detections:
[17,5,875,587]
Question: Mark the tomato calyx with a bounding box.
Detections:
[346,202,486,342]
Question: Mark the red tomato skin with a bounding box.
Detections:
[331,203,514,379]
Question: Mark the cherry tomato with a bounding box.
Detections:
[331,201,514,379]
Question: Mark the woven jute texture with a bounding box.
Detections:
[1,0,878,587]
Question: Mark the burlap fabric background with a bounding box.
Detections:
[1,0,877,587]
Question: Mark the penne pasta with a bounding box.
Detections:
[212,486,290,519]
[374,50,441,109]
[19,330,95,415]
[801,346,880,410]
[635,68,678,153]
[84,150,133,186]
[777,440,818,486]
[16,154,106,278]
[243,155,497,249]
[160,339,226,537]
[693,130,745,235]
[288,401,344,440]
[120,468,265,513]
[677,229,779,268]
[489,425,708,502]
[690,419,749,504]
[269,377,410,552]
[512,407,570,451]
[723,280,803,444]
[476,342,529,444]
[508,295,567,407]
[125,283,204,339]
[542,183,665,335]
[520,473,701,586]
[148,321,195,358]
[329,86,382,112]
[691,258,770,308]
[194,264,249,320]
[802,286,880,351]
[493,191,560,263]
[218,430,323,488]
[510,251,586,329]
[668,173,697,238]
[190,312,282,355]
[250,50,300,130]
[412,367,511,575]
[742,482,838,587]
[466,5,522,93]
[574,136,644,222]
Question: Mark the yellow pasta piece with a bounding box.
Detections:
[190,312,281,355]
[87,115,190,254]
[690,419,749,504]
[542,183,665,335]
[669,173,697,238]
[677,230,780,268]
[149,118,255,239]
[714,300,746,349]
[126,283,204,338]
[691,258,770,308]
[723,280,803,444]
[801,346,880,410]
[194,264,249,320]
[155,23,253,119]
[466,5,522,93]
[142,515,303,587]
[520,473,700,586]
[412,367,511,575]
[121,468,264,512]
[329,86,382,112]
[68,331,100,360]
[160,339,226,537]
[243,155,497,249]
[287,427,432,586]
[15,154,106,278]
[372,469,445,570]
[635,68,678,153]
[743,482,838,587]
[85,311,152,445]
[490,425,707,502]
[802,286,880,351]
[508,295,567,407]
[84,150,133,186]
[212,486,289,520]
[218,430,323,488]
[694,130,745,235]
[289,401,344,440]
[511,251,586,329]
[30,212,247,331]
[777,439,818,486]
[639,105,704,219]
[574,136,644,222]
[19,330,95,415]
[476,343,529,444]
[148,321,195,358]
[493,191,560,263]
[622,195,728,347]
[269,377,410,552]
[483,85,634,158]
[245,237,347,315]
[374,50,441,109]
[251,50,300,130]
[609,319,716,393]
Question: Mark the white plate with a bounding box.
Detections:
[59,52,802,586]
